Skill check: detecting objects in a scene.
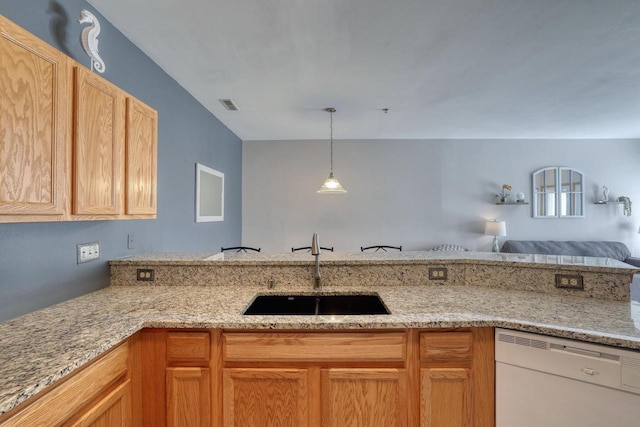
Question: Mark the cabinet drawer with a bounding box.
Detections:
[223,332,406,363]
[167,332,210,363]
[420,331,473,366]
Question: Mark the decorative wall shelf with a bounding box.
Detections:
[594,201,623,205]
[496,202,529,205]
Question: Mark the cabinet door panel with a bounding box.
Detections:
[125,97,157,215]
[223,368,309,427]
[166,367,211,427]
[321,368,407,427]
[420,368,471,427]
[70,380,132,427]
[0,15,68,216]
[73,66,124,215]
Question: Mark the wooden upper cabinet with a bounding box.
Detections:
[125,97,157,216]
[0,15,68,218]
[0,16,157,222]
[73,66,125,215]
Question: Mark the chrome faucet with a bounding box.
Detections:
[311,232,322,292]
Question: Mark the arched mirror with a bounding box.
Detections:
[532,167,584,218]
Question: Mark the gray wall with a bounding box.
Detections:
[0,0,242,321]
[243,139,640,254]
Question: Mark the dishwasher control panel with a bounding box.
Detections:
[496,329,640,394]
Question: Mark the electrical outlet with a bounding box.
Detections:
[429,267,448,280]
[77,242,100,264]
[555,274,584,290]
[127,233,135,249]
[136,268,155,281]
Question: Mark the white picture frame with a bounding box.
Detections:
[196,163,224,222]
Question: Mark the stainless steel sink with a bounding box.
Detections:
[243,294,390,315]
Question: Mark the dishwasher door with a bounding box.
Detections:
[496,329,640,427]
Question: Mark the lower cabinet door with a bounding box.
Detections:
[166,367,211,427]
[321,368,408,427]
[70,380,132,427]
[420,368,471,427]
[223,368,310,427]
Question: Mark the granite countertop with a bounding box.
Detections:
[111,250,638,273]
[1,280,640,416]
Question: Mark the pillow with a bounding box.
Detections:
[430,244,468,251]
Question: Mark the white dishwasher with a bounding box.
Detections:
[496,328,640,427]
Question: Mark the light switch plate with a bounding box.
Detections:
[77,241,100,264]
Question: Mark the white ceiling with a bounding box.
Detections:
[88,0,640,140]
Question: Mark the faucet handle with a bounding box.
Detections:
[311,232,321,255]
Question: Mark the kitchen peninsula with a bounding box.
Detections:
[1,251,639,425]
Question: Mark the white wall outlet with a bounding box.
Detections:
[77,241,100,264]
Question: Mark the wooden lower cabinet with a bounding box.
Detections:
[420,368,471,427]
[223,368,310,427]
[220,329,493,427]
[222,366,409,427]
[2,328,491,427]
[70,380,132,427]
[167,367,211,427]
[418,328,494,427]
[322,368,408,427]
[0,339,135,427]
[138,330,215,427]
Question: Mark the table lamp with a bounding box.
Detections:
[485,220,507,252]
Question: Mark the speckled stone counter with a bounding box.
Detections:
[110,251,638,301]
[2,251,639,417]
[2,282,640,416]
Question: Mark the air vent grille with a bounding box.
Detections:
[498,333,515,343]
[219,99,239,111]
[622,356,640,369]
[498,333,549,350]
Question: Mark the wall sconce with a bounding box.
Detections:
[485,220,507,253]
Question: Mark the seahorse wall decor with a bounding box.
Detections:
[617,196,632,216]
[78,9,105,73]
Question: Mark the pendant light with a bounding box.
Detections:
[317,107,347,194]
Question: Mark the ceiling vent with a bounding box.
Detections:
[219,99,239,111]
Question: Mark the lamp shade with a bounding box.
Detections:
[317,172,347,194]
[485,220,507,237]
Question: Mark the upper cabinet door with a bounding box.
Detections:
[125,97,157,216]
[73,66,125,215]
[0,15,69,217]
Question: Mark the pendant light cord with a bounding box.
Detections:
[329,109,334,174]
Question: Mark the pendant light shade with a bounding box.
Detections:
[318,172,347,193]
[317,108,347,194]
